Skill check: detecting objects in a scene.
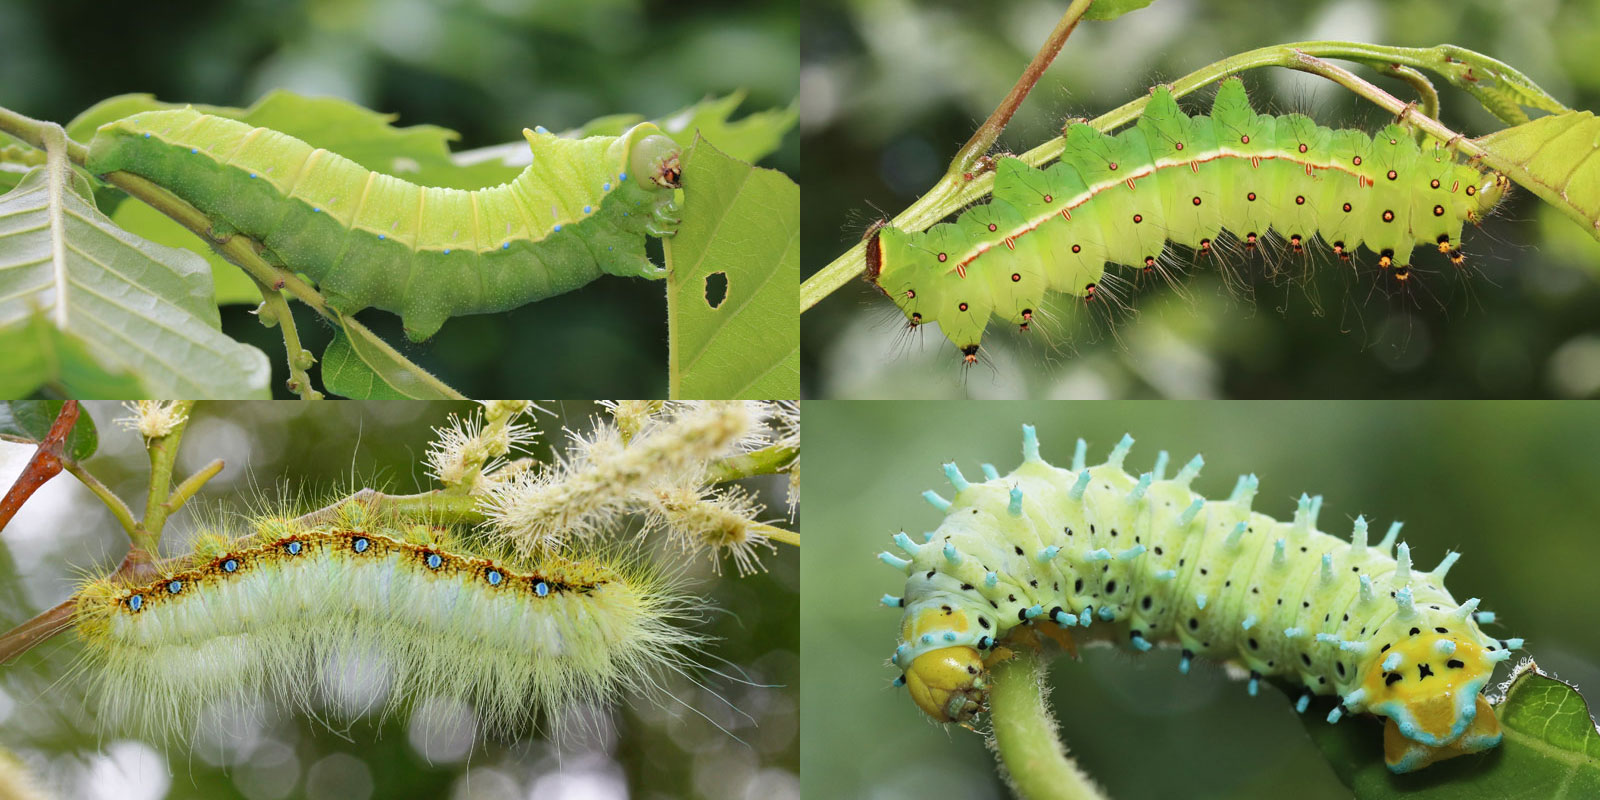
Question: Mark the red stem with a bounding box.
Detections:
[0,401,78,532]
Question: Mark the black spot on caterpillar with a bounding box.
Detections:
[866,79,1510,362]
[879,425,1522,774]
[86,109,684,340]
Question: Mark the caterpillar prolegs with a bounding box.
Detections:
[878,425,1523,774]
[865,79,1511,362]
[85,110,684,340]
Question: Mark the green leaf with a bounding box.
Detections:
[1304,664,1600,798]
[666,136,798,400]
[0,400,98,461]
[109,199,261,306]
[652,92,798,165]
[1084,0,1158,20]
[320,317,465,399]
[0,165,271,398]
[1475,111,1600,243]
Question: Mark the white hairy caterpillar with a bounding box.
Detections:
[71,508,705,743]
[880,425,1523,773]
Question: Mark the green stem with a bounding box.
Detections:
[61,461,139,538]
[751,521,799,547]
[988,650,1107,800]
[0,106,460,399]
[257,286,322,400]
[290,488,485,529]
[165,458,224,515]
[800,40,1566,312]
[132,401,193,555]
[705,444,798,483]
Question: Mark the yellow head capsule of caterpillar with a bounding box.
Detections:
[1359,631,1503,772]
[905,646,988,723]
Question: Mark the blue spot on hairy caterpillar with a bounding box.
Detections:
[353,538,369,553]
[127,595,142,611]
[535,582,550,597]
[426,553,443,569]
[223,559,238,572]
[285,541,302,555]
[487,570,503,586]
[167,580,182,594]
[583,205,592,214]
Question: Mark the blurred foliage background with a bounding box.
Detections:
[802,400,1600,798]
[0,401,798,799]
[801,0,1600,398]
[0,0,798,398]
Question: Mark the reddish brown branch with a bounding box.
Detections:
[0,401,78,532]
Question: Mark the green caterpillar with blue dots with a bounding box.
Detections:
[879,424,1524,773]
[86,109,683,340]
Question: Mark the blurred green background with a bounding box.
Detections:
[0,0,798,398]
[801,0,1600,398]
[0,401,798,799]
[802,400,1600,798]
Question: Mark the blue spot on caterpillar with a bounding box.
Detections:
[883,424,1517,774]
[285,540,302,556]
[85,110,685,341]
[223,558,238,572]
[426,553,443,569]
[167,580,182,594]
[487,569,503,586]
[353,537,369,553]
[126,594,142,611]
[535,581,550,597]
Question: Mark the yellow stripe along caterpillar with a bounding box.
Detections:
[879,425,1523,773]
[72,514,705,742]
[85,110,684,341]
[865,79,1512,363]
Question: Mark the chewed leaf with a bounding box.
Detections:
[1476,112,1600,242]
[1304,663,1600,798]
[0,165,269,398]
[666,136,799,399]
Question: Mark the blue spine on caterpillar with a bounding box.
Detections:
[879,425,1523,773]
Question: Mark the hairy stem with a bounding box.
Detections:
[704,444,798,484]
[132,402,193,555]
[950,0,1095,177]
[291,487,486,529]
[988,650,1107,800]
[751,521,799,547]
[0,105,461,399]
[800,40,1566,311]
[0,401,77,532]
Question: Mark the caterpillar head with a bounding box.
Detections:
[871,227,995,360]
[1359,628,1503,772]
[897,604,988,723]
[622,124,682,189]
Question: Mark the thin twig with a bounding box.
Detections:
[988,649,1107,800]
[704,444,798,483]
[165,458,224,514]
[60,461,138,538]
[0,401,78,532]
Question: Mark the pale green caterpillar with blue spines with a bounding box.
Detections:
[880,424,1524,773]
[86,109,683,341]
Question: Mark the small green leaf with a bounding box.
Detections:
[653,92,798,165]
[666,136,798,400]
[0,166,271,398]
[1084,0,1158,21]
[0,401,98,461]
[320,318,465,400]
[1305,664,1600,798]
[1476,111,1600,243]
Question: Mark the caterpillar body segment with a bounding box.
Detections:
[869,79,1509,359]
[86,109,683,340]
[880,425,1521,773]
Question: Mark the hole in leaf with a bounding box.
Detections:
[704,271,728,309]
